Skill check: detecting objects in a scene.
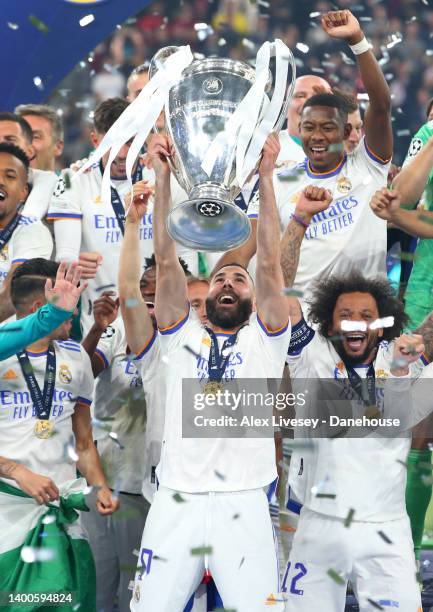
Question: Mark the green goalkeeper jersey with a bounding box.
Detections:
[403,121,433,328]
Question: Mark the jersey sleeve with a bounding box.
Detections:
[10,220,53,264]
[286,318,321,377]
[158,307,200,355]
[23,169,58,219]
[136,336,161,384]
[47,174,83,222]
[356,136,391,177]
[402,122,433,181]
[94,323,124,371]
[252,313,291,371]
[245,173,287,221]
[77,349,95,406]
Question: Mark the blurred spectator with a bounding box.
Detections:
[15,104,64,172]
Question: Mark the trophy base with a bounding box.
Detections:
[166,197,252,252]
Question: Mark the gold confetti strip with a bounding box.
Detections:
[367,599,384,610]
[28,14,50,33]
[327,568,345,585]
[377,530,393,544]
[344,508,355,528]
[172,492,186,503]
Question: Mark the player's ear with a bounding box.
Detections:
[343,122,352,141]
[90,131,101,149]
[29,297,44,314]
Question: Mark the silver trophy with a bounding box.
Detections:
[150,44,296,252]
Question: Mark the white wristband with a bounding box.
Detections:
[349,36,371,55]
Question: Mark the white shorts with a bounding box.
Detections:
[284,507,422,612]
[130,486,283,612]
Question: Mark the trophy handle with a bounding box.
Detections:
[270,42,297,134]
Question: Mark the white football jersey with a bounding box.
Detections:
[22,168,59,219]
[156,309,291,493]
[286,322,431,521]
[135,333,166,503]
[277,131,305,166]
[248,137,390,299]
[47,163,197,333]
[0,339,94,488]
[0,215,53,288]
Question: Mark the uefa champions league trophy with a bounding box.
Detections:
[149,43,296,252]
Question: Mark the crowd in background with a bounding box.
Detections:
[50,0,433,167]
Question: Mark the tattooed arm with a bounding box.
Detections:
[415,312,433,362]
[280,186,333,326]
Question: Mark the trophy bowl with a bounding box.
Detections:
[150,46,295,252]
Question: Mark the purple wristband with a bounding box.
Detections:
[291,213,310,229]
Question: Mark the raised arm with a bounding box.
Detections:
[392,135,433,207]
[255,134,290,330]
[280,186,333,326]
[370,188,433,238]
[212,219,258,274]
[118,182,155,357]
[322,10,392,161]
[149,135,189,329]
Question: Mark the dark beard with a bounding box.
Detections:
[205,296,252,329]
[334,336,378,367]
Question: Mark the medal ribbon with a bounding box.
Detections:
[344,362,376,407]
[100,162,143,236]
[16,344,56,420]
[0,204,24,251]
[205,328,240,382]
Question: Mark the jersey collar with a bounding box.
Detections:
[306,154,346,179]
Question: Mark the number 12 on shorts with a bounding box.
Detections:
[281,562,307,595]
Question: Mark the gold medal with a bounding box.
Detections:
[203,380,224,396]
[34,419,55,439]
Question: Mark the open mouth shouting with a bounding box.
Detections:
[343,332,367,353]
[217,293,237,306]
[0,188,8,202]
[309,145,328,161]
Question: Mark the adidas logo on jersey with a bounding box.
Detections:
[2,369,17,380]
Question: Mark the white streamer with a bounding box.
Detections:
[73,46,194,204]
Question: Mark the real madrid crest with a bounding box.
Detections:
[59,364,72,384]
[336,176,352,194]
[0,246,7,262]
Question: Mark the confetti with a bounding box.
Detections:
[417,212,433,225]
[96,284,116,292]
[64,171,71,189]
[367,599,384,610]
[190,546,213,556]
[125,298,140,308]
[79,14,95,27]
[194,22,214,41]
[282,287,304,297]
[239,556,245,569]
[21,546,55,563]
[344,508,355,528]
[183,344,201,359]
[341,320,367,332]
[258,0,270,6]
[109,431,125,449]
[296,43,310,54]
[7,22,19,30]
[173,492,186,503]
[311,67,325,74]
[328,143,345,153]
[28,14,50,33]
[309,11,321,17]
[214,470,226,480]
[369,316,394,330]
[386,33,403,49]
[232,513,240,519]
[42,515,56,525]
[66,444,79,461]
[390,357,409,370]
[218,38,227,46]
[315,493,336,499]
[327,568,345,585]
[33,77,44,91]
[153,554,168,562]
[242,38,256,51]
[378,530,393,544]
[341,52,355,65]
[396,129,410,137]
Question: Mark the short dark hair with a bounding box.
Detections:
[0,112,33,144]
[332,88,359,114]
[0,142,30,175]
[307,271,407,342]
[129,63,149,77]
[143,253,191,275]
[93,98,129,134]
[15,104,64,141]
[302,93,348,124]
[11,258,59,312]
[211,262,254,283]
